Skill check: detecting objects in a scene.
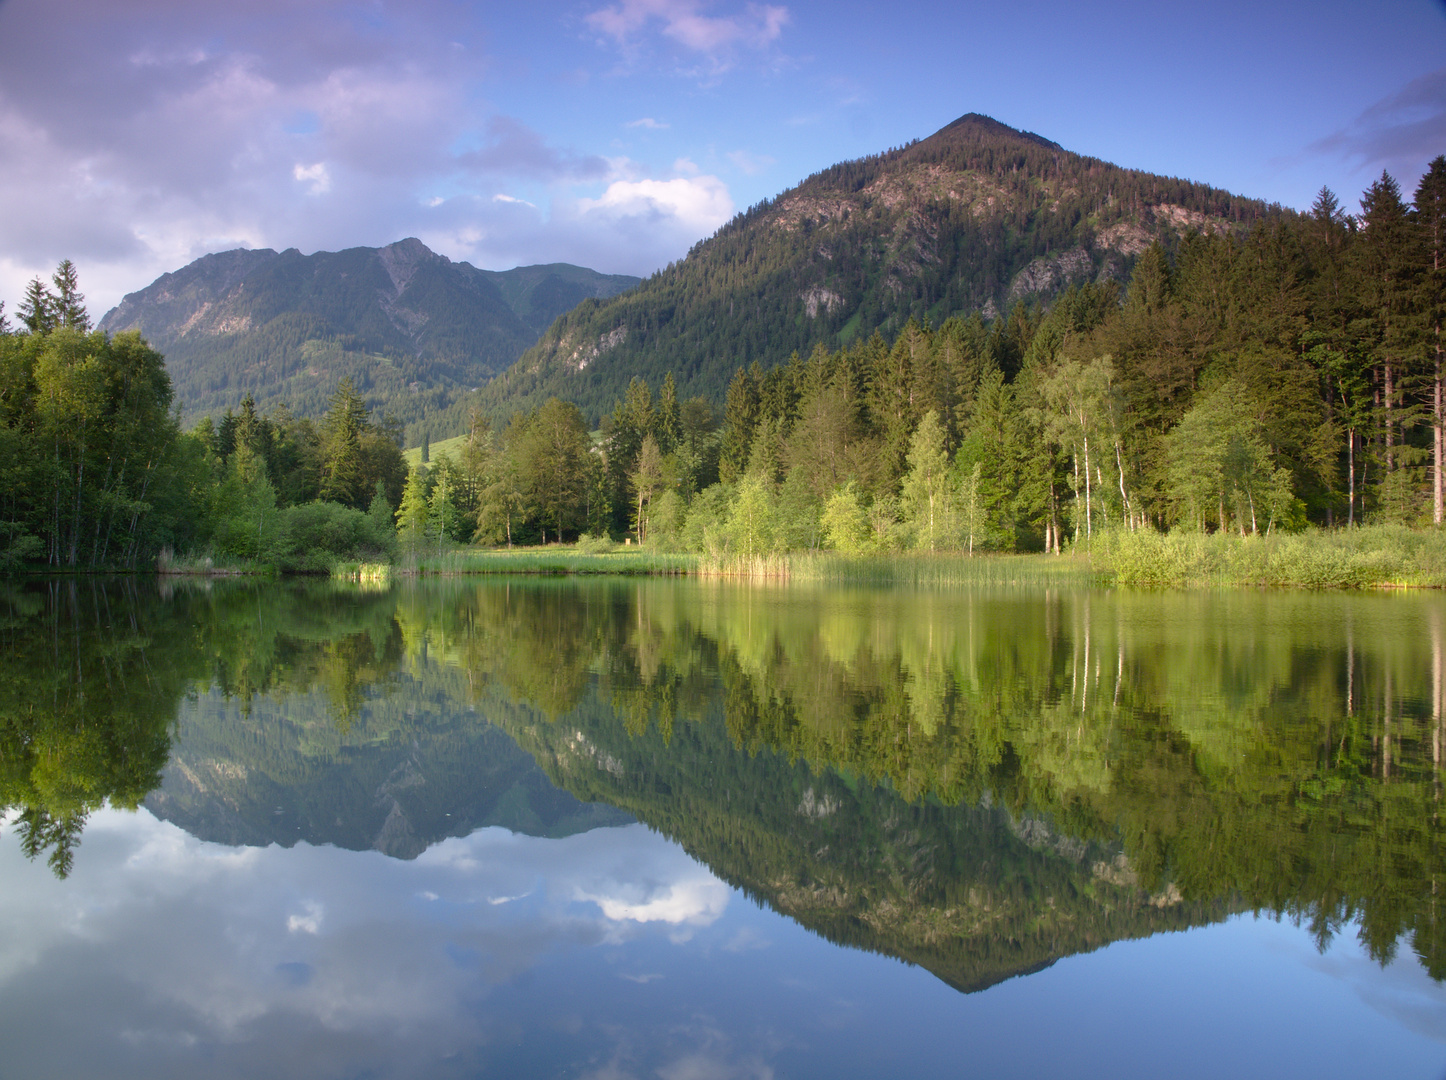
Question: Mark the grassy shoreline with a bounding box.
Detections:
[382,525,1446,589]
[127,524,1446,590]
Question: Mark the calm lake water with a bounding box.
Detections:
[2,576,1445,1079]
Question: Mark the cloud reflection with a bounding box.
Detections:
[0,808,730,1079]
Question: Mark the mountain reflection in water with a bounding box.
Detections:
[2,575,1444,997]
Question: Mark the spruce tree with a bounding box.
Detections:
[18,277,55,334]
[50,260,90,332]
[1354,171,1423,513]
[1417,157,1446,523]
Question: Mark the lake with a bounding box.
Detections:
[1,575,1444,1079]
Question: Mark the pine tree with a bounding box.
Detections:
[320,378,369,508]
[1417,157,1446,524]
[50,260,90,333]
[1354,171,1422,499]
[18,277,55,335]
[656,372,681,454]
[719,365,761,482]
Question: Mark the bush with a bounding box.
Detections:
[275,500,396,573]
[575,533,618,554]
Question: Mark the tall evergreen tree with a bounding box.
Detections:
[50,260,90,333]
[18,278,55,335]
[1417,157,1446,524]
[320,378,369,508]
[1353,171,1422,504]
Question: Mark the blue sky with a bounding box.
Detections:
[1,0,1443,315]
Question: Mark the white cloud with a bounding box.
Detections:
[1308,67,1446,196]
[585,0,790,72]
[626,117,669,129]
[293,162,331,195]
[287,900,324,934]
[492,193,537,208]
[0,0,643,315]
[574,876,729,926]
[575,174,733,234]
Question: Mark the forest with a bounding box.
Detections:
[0,156,1443,574]
[0,260,407,572]
[408,162,1446,558]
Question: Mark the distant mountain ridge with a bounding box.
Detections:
[478,112,1291,422]
[98,239,639,437]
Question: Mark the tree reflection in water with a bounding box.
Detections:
[3,577,1444,989]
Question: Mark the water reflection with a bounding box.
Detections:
[3,577,1445,993]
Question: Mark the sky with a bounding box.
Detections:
[1,0,1444,318]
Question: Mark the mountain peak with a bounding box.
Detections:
[930,113,1064,152]
[477,114,1287,423]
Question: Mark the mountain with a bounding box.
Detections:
[97,239,639,437]
[147,679,633,859]
[491,682,1234,996]
[478,113,1290,422]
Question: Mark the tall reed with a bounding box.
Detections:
[408,547,698,576]
[1089,525,1446,588]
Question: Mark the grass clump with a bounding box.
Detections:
[331,562,392,587]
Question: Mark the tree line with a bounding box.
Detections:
[0,263,407,572]
[430,161,1445,554]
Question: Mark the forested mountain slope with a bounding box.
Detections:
[480,113,1288,422]
[98,239,638,436]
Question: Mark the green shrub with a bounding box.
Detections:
[275,500,396,573]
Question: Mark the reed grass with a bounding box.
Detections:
[1089,524,1446,588]
[408,547,698,576]
[330,561,393,586]
[694,549,1098,586]
[155,547,273,576]
[313,527,1446,589]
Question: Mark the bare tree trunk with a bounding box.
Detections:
[1436,348,1443,525]
[1385,362,1395,473]
[1348,426,1357,526]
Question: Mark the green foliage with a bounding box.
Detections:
[275,500,397,572]
[0,284,195,569]
[821,483,870,553]
[1092,524,1446,588]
